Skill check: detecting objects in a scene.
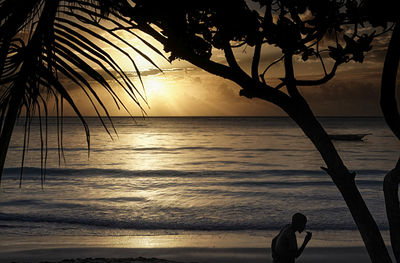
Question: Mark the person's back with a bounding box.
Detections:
[271,213,312,263]
[273,224,297,263]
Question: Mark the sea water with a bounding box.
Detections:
[0,117,398,248]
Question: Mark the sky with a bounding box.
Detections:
[60,14,397,117]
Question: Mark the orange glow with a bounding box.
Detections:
[59,29,386,117]
[144,77,169,100]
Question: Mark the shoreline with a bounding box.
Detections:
[1,231,393,263]
[0,247,374,263]
[0,230,379,251]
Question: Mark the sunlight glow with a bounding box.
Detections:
[144,78,168,99]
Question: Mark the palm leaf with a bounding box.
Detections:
[0,0,164,182]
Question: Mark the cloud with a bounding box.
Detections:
[57,62,396,117]
[54,29,395,117]
[298,70,397,116]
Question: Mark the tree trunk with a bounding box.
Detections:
[384,159,400,263]
[287,98,392,263]
[380,23,400,141]
[0,91,23,180]
[336,175,392,263]
[380,22,400,262]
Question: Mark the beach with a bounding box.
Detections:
[0,231,389,263]
[0,247,374,263]
[0,239,376,263]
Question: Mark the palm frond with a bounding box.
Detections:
[0,0,164,182]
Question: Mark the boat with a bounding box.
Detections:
[328,133,371,141]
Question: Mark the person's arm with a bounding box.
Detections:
[295,231,312,258]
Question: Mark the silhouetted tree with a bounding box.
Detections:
[363,0,400,261]
[0,0,163,183]
[1,1,398,262]
[110,0,395,262]
[381,25,400,262]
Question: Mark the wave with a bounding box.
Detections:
[2,166,388,180]
[230,179,382,187]
[0,212,376,231]
[8,145,311,153]
[9,146,234,152]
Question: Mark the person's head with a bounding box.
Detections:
[291,213,307,233]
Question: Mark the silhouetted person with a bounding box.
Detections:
[271,213,312,263]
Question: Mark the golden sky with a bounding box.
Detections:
[60,26,397,117]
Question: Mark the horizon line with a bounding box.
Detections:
[17,115,384,118]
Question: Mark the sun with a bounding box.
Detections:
[144,77,168,100]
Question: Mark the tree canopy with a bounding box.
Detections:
[0,1,398,262]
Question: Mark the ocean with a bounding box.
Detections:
[0,117,398,248]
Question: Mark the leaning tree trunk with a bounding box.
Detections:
[285,96,393,263]
[380,23,400,141]
[278,52,393,262]
[381,22,400,263]
[384,159,400,263]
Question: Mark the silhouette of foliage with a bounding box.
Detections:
[0,1,398,262]
[122,0,381,91]
[0,0,164,183]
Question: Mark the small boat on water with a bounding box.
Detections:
[328,133,371,141]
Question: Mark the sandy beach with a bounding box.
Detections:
[0,232,387,263]
[0,247,374,263]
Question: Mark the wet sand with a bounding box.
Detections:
[1,231,392,263]
[0,246,374,263]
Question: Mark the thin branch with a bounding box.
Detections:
[223,41,242,71]
[283,53,301,98]
[252,42,262,82]
[316,42,327,75]
[274,80,285,90]
[373,23,396,38]
[296,62,339,86]
[230,41,247,48]
[260,55,284,84]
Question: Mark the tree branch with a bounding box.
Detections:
[284,53,301,98]
[296,62,339,86]
[239,82,293,111]
[231,41,247,48]
[274,80,285,90]
[223,41,242,71]
[135,21,254,92]
[316,42,327,75]
[252,42,262,82]
[260,55,284,85]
